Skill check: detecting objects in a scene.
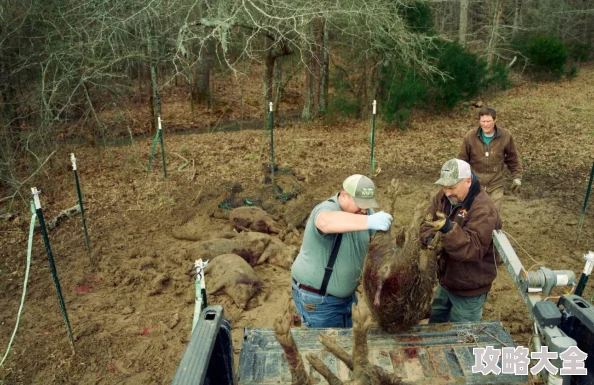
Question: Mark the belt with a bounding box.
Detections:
[292,278,323,295]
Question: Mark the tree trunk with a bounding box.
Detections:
[319,18,329,115]
[137,64,143,103]
[486,0,503,66]
[0,27,20,145]
[189,69,195,120]
[356,61,368,119]
[147,23,161,133]
[302,18,323,121]
[437,2,449,35]
[264,36,275,114]
[313,17,323,111]
[512,0,523,39]
[273,56,282,114]
[0,61,19,144]
[264,35,293,117]
[369,56,379,106]
[582,0,592,43]
[193,36,214,106]
[301,50,316,120]
[459,0,469,46]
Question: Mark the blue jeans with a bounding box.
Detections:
[429,284,487,323]
[291,281,357,328]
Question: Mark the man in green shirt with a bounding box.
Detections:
[291,174,393,328]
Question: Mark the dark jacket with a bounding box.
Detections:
[420,177,502,296]
[457,126,522,190]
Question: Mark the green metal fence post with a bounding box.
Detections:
[70,154,91,254]
[576,161,594,243]
[158,116,168,179]
[574,252,594,297]
[371,99,377,175]
[147,129,161,175]
[31,187,75,353]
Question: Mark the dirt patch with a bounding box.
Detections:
[1,67,594,384]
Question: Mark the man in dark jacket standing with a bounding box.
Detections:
[420,158,502,323]
[457,107,522,212]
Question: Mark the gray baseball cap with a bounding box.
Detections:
[343,174,378,209]
[435,159,472,186]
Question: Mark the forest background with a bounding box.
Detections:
[1,0,593,197]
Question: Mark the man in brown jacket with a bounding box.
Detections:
[457,107,523,212]
[421,158,502,323]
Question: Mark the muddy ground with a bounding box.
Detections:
[1,67,594,384]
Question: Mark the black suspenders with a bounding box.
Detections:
[319,195,343,296]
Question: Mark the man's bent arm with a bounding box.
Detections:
[315,211,368,234]
[441,207,497,262]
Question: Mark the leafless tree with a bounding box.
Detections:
[459,0,469,45]
[0,0,196,204]
[176,0,442,118]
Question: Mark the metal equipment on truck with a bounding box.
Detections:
[493,230,594,385]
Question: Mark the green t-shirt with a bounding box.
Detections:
[481,130,495,146]
[291,195,374,298]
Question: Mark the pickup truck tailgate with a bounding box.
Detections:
[238,320,528,384]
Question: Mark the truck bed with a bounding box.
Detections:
[238,320,528,384]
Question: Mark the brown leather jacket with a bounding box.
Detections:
[457,126,522,190]
[420,177,502,296]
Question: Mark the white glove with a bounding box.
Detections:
[367,211,393,231]
[510,178,521,193]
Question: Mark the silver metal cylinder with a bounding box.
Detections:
[527,267,576,295]
[528,270,546,287]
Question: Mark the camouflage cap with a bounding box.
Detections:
[343,174,378,209]
[434,159,472,186]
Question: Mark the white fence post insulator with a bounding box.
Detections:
[158,116,163,131]
[31,187,41,210]
[584,251,594,276]
[373,99,377,115]
[269,102,273,112]
[192,259,209,332]
[70,153,77,171]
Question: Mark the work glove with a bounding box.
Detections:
[510,178,521,193]
[423,212,453,233]
[367,211,393,231]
